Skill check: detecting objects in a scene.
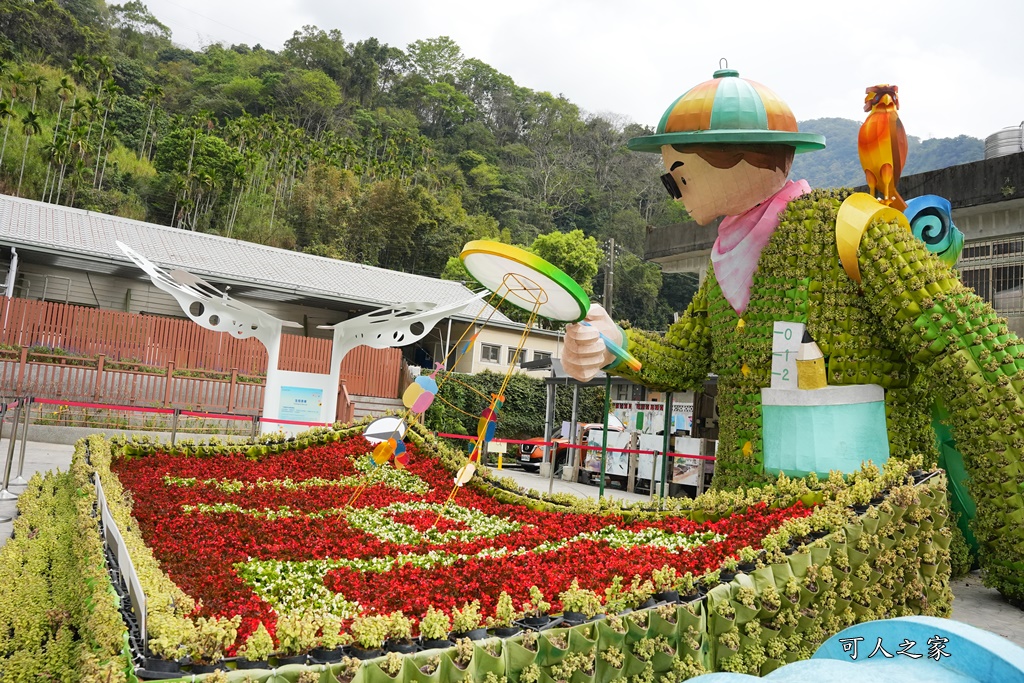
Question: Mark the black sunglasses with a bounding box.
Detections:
[660,161,685,199]
[660,172,682,200]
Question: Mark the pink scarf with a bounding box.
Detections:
[711,179,811,315]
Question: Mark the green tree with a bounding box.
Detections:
[351,178,420,266]
[283,25,348,82]
[406,36,463,83]
[287,163,359,250]
[530,229,602,295]
[109,0,170,58]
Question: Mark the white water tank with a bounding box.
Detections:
[985,122,1024,159]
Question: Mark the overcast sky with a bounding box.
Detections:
[144,0,1024,141]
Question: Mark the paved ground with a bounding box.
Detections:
[2,439,1021,646]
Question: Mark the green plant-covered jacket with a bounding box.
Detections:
[615,187,1024,598]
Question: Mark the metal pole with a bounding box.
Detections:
[546,383,557,494]
[0,402,10,520]
[170,409,180,446]
[599,374,611,499]
[1,400,23,500]
[13,397,31,485]
[568,385,579,479]
[660,392,673,499]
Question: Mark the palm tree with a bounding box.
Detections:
[17,110,42,195]
[44,76,75,201]
[69,55,93,89]
[83,94,101,146]
[138,84,163,159]
[0,60,10,101]
[43,131,69,203]
[93,79,121,187]
[92,56,113,98]
[0,72,24,168]
[25,76,43,112]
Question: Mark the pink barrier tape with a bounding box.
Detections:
[260,417,334,427]
[33,398,175,415]
[180,410,252,421]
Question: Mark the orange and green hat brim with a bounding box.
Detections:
[628,69,825,154]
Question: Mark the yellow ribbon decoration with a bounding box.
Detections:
[836,192,910,283]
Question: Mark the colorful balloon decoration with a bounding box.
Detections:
[403,363,443,414]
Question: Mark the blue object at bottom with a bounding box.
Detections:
[762,400,889,477]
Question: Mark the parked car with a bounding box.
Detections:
[518,422,625,472]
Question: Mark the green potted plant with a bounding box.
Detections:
[558,579,602,624]
[720,556,739,581]
[737,546,759,571]
[237,622,275,669]
[419,606,452,649]
[626,575,656,609]
[187,615,241,673]
[651,565,680,602]
[486,591,521,638]
[450,600,486,640]
[312,613,351,663]
[521,585,551,627]
[675,572,700,601]
[275,612,318,665]
[385,610,417,653]
[378,652,405,679]
[146,614,195,673]
[451,637,474,670]
[334,656,363,683]
[350,614,390,659]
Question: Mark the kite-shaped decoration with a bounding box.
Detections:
[364,417,407,444]
[393,440,410,469]
[455,462,476,486]
[458,332,479,358]
[372,438,397,465]
[403,363,443,414]
[477,394,504,445]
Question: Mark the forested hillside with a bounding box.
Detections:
[792,117,984,188]
[0,1,981,329]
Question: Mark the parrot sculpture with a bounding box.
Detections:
[858,84,908,211]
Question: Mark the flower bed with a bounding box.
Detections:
[68,424,954,680]
[110,430,813,646]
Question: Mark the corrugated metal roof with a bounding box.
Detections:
[0,194,513,323]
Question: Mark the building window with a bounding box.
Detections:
[533,351,551,364]
[614,383,647,401]
[480,343,500,363]
[960,237,1024,315]
[508,347,522,365]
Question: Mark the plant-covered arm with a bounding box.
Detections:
[612,278,714,392]
[857,217,1024,599]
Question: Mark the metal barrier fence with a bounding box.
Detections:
[435,431,717,499]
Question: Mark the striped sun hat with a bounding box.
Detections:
[627,67,825,153]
